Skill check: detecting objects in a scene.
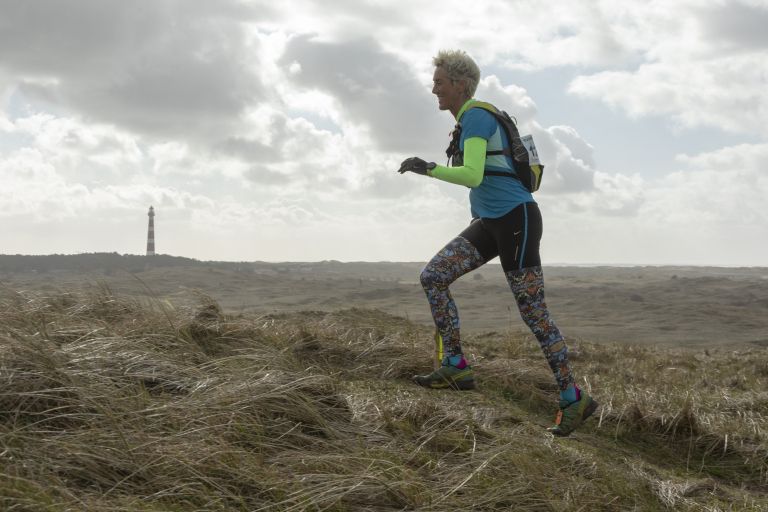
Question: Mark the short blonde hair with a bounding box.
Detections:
[432,49,480,97]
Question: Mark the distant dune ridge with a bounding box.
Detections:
[2,253,767,348]
[0,285,766,510]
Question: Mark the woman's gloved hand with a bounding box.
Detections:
[398,157,436,175]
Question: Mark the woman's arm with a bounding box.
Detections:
[428,137,486,188]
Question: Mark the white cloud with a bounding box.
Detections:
[542,142,768,265]
[14,114,143,174]
[0,0,766,265]
[656,143,768,226]
[279,35,445,153]
[476,76,538,127]
[0,0,268,142]
[531,125,597,195]
[473,77,600,195]
[568,1,768,137]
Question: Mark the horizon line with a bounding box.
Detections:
[0,252,765,269]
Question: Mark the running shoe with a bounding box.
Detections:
[548,392,598,436]
[413,359,475,391]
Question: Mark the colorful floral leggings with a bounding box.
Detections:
[420,203,574,390]
[419,237,485,359]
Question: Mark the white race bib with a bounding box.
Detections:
[520,134,540,165]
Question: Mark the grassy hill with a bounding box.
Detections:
[4,254,767,349]
[1,286,766,511]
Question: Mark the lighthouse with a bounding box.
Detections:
[146,206,156,256]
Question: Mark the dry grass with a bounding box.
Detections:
[1,286,767,511]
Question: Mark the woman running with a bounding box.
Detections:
[397,49,597,436]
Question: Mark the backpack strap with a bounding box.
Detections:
[462,101,499,118]
[446,102,510,165]
[452,101,518,175]
[445,101,543,192]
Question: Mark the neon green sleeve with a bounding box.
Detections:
[429,137,486,188]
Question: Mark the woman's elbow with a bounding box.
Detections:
[468,173,484,188]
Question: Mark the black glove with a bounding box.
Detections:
[397,157,436,175]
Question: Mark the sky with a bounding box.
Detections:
[1,0,767,266]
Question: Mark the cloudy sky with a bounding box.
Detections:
[1,0,766,266]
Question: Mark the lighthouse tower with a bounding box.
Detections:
[146,206,156,256]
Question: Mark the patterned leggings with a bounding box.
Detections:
[420,237,485,359]
[505,266,573,390]
[420,203,574,390]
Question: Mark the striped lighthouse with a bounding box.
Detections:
[146,206,156,256]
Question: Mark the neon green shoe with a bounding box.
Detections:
[548,392,598,437]
[413,360,475,391]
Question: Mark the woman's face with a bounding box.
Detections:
[432,66,467,114]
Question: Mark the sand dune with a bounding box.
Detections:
[1,258,766,348]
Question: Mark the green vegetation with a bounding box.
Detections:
[1,287,766,511]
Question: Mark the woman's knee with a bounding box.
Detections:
[420,266,442,290]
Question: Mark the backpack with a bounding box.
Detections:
[445,101,544,192]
